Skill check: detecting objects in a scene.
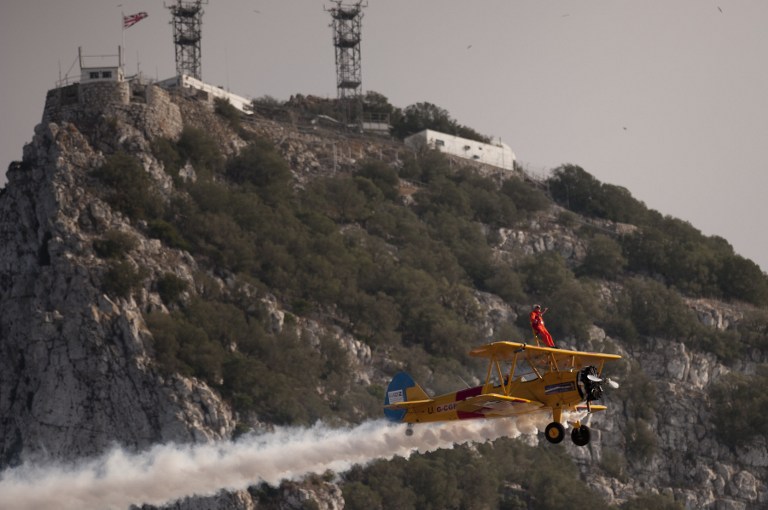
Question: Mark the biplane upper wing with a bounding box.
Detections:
[469,341,621,374]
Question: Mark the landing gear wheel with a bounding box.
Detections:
[405,426,414,437]
[571,425,591,446]
[545,422,565,444]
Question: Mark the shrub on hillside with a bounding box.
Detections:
[355,160,399,200]
[146,310,224,381]
[214,98,241,130]
[146,219,189,250]
[579,233,627,279]
[547,164,649,224]
[390,101,490,143]
[621,214,768,306]
[618,277,700,340]
[103,260,144,299]
[93,230,137,259]
[718,254,768,305]
[710,366,768,449]
[92,150,163,220]
[157,273,187,305]
[151,137,183,182]
[177,126,224,177]
[225,139,292,204]
[501,176,550,215]
[518,251,573,298]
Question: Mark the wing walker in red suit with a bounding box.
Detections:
[530,304,556,348]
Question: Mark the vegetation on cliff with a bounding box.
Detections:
[84,99,767,508]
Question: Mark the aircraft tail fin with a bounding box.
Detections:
[383,372,430,422]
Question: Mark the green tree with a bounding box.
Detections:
[547,165,649,224]
[718,254,768,305]
[355,160,399,200]
[620,277,699,340]
[226,139,292,204]
[601,183,649,224]
[363,90,396,118]
[518,252,573,298]
[501,177,549,215]
[177,126,224,176]
[579,234,627,279]
[547,164,605,217]
[391,102,490,142]
[710,366,768,449]
[547,279,601,341]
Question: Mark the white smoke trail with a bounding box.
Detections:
[0,415,549,510]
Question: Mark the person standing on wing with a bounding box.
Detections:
[530,304,556,348]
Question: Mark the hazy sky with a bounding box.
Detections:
[2,1,767,271]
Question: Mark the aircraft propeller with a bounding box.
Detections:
[587,373,619,389]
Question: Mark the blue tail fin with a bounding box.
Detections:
[383,372,429,422]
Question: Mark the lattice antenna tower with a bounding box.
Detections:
[326,1,366,124]
[167,0,207,80]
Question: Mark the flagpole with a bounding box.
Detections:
[121,11,126,63]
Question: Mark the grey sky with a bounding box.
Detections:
[2,1,767,271]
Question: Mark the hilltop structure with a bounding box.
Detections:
[405,129,516,171]
[78,46,125,83]
[327,1,366,125]
[167,0,206,80]
[46,43,252,124]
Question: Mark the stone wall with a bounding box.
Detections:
[79,80,130,110]
[43,81,130,124]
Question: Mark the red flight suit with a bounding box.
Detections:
[530,308,555,348]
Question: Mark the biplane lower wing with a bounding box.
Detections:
[456,393,543,417]
[575,404,607,413]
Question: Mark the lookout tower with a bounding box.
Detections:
[78,46,125,83]
[327,1,366,125]
[167,0,206,80]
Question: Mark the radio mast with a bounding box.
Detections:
[167,0,207,79]
[327,1,366,125]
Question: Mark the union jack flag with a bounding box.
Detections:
[123,12,148,29]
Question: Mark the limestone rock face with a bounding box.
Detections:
[0,103,233,468]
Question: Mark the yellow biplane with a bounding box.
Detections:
[384,341,622,446]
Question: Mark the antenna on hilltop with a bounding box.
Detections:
[326,1,366,126]
[166,0,207,80]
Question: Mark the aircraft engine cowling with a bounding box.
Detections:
[577,366,604,402]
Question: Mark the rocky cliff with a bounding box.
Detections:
[0,87,235,456]
[0,80,766,510]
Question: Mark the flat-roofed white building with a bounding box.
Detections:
[78,46,125,83]
[157,74,252,113]
[404,129,515,170]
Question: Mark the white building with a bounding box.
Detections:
[78,46,125,83]
[404,129,516,171]
[157,74,252,113]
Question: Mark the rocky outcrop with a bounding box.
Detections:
[496,215,588,265]
[0,102,233,468]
